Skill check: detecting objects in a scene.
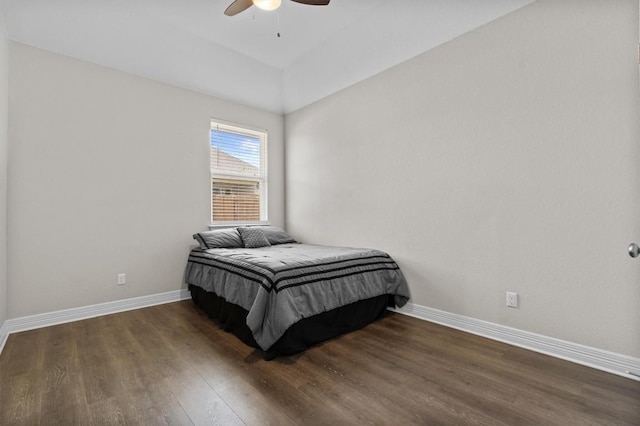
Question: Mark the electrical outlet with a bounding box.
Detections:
[117,273,126,285]
[506,292,518,308]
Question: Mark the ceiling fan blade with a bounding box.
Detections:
[224,0,253,16]
[290,0,330,5]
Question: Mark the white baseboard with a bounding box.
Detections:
[390,303,640,382]
[0,320,8,355]
[3,289,191,339]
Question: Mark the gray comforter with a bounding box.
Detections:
[185,243,411,351]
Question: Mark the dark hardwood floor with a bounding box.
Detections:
[0,300,638,425]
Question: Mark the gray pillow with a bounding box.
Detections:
[249,226,297,245]
[238,227,271,248]
[193,228,243,249]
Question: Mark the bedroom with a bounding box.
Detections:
[0,0,639,423]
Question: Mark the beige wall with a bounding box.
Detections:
[7,43,285,318]
[285,0,640,357]
[0,16,8,326]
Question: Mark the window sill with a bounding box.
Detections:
[208,221,270,230]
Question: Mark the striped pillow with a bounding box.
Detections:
[192,228,243,249]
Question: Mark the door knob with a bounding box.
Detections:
[629,243,640,258]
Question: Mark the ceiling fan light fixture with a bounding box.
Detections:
[252,0,282,11]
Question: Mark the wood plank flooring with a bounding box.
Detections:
[0,301,638,425]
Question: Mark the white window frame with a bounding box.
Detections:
[210,119,268,226]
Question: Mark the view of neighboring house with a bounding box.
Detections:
[211,147,261,222]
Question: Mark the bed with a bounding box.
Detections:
[185,226,410,358]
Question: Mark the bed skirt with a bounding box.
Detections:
[188,284,392,358]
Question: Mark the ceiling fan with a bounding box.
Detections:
[225,0,330,17]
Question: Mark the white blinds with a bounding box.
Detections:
[210,121,267,223]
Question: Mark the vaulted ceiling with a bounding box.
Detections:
[0,0,534,113]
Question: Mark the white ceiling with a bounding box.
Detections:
[0,0,534,114]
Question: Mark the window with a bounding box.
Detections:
[210,120,267,224]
